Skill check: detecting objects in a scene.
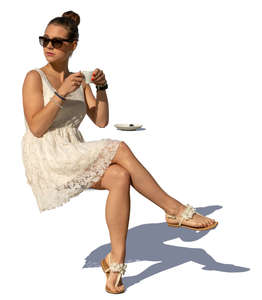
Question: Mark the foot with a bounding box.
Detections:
[104,252,125,293]
[165,204,217,228]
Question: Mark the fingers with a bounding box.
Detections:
[70,78,82,87]
[92,68,99,77]
[92,69,106,84]
[72,78,82,85]
[94,73,106,84]
[93,68,103,78]
[71,71,84,86]
[74,71,84,80]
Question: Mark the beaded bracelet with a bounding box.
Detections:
[54,91,66,102]
[51,98,63,109]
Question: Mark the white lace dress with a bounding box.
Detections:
[21,68,122,213]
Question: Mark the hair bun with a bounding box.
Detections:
[62,11,80,26]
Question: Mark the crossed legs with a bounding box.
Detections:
[90,141,216,292]
[92,142,184,214]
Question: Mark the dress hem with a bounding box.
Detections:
[36,139,122,213]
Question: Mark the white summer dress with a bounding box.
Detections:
[21,68,122,213]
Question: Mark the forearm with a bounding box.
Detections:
[95,89,109,127]
[32,89,68,137]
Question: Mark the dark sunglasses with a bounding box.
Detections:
[39,36,76,49]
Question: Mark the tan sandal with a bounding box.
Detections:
[165,204,218,231]
[100,252,127,294]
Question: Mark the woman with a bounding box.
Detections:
[21,11,218,294]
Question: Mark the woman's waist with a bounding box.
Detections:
[22,126,84,143]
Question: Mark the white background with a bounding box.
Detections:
[0,0,261,298]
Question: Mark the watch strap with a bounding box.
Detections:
[96,82,108,91]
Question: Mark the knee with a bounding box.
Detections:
[118,141,131,153]
[111,164,131,187]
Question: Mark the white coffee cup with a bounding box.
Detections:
[81,70,94,84]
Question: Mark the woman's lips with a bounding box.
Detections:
[46,52,55,56]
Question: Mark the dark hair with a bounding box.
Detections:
[48,11,80,41]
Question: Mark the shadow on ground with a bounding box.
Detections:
[83,205,249,290]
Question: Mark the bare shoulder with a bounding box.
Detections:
[23,69,43,91]
[22,69,45,137]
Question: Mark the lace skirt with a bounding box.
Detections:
[21,127,122,213]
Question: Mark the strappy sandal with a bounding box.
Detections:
[100,252,127,294]
[165,204,218,231]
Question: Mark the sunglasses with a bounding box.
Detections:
[39,36,76,49]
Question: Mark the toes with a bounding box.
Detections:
[207,218,215,225]
[108,284,123,293]
[114,284,124,293]
[107,275,124,293]
[208,219,216,226]
[118,285,125,292]
[196,216,216,228]
[192,215,216,228]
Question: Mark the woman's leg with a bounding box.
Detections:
[110,142,182,214]
[110,142,216,227]
[91,163,130,293]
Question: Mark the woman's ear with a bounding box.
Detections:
[72,41,77,51]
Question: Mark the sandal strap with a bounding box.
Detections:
[165,213,177,220]
[165,204,196,227]
[104,253,127,287]
[179,204,196,226]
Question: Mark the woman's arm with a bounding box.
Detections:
[95,89,109,127]
[22,70,69,138]
[83,81,109,127]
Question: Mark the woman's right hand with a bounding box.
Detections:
[57,71,84,96]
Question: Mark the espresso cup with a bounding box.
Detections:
[81,70,94,84]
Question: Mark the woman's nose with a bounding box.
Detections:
[46,40,53,49]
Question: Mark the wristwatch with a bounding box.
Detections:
[96,82,108,91]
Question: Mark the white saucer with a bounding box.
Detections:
[114,123,143,131]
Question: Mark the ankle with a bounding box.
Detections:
[165,208,179,216]
[164,202,186,216]
[109,251,126,264]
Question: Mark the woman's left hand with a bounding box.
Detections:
[91,68,107,86]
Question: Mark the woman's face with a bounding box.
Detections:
[42,24,77,62]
